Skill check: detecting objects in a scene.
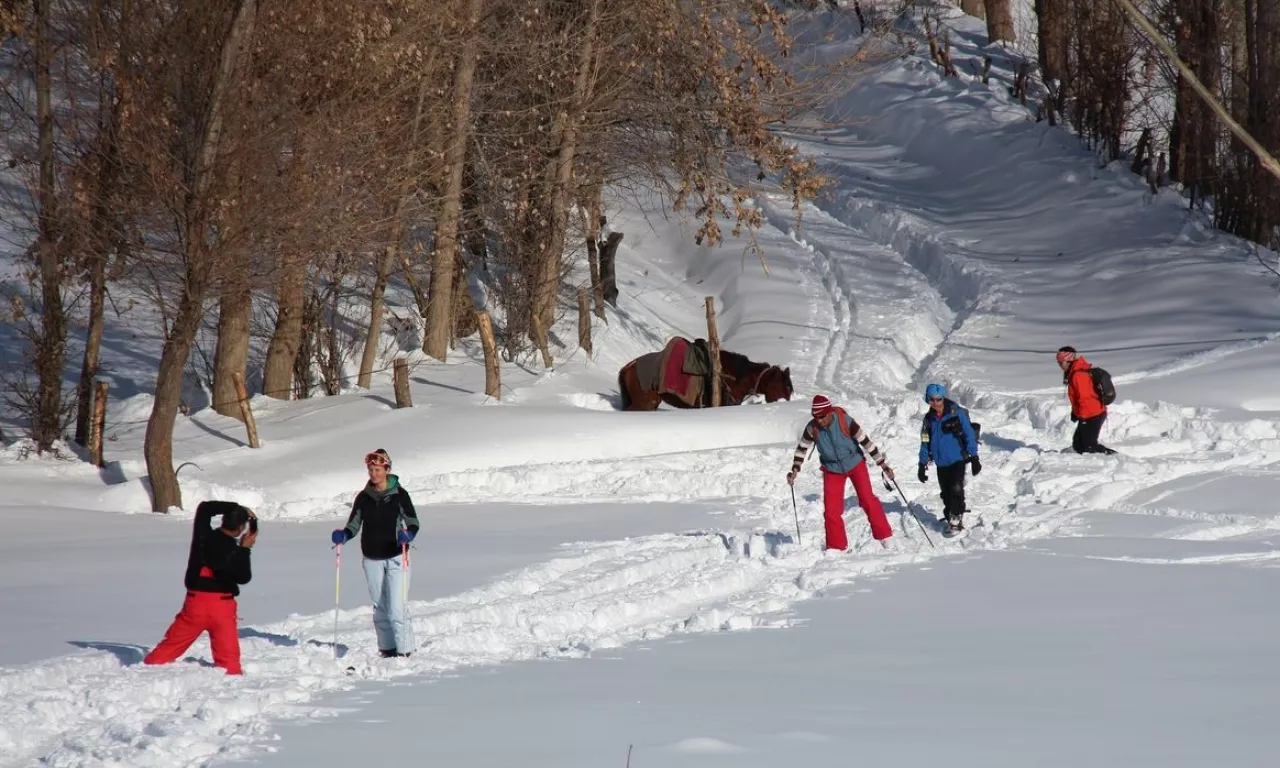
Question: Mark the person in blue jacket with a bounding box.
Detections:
[917,383,980,534]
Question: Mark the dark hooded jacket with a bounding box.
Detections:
[184,500,253,595]
[341,474,421,559]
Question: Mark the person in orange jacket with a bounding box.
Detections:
[1057,346,1115,455]
[144,501,257,675]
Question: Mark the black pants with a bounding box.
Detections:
[1072,413,1113,454]
[936,461,968,520]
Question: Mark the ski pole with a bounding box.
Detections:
[333,544,342,658]
[889,476,936,548]
[401,541,409,606]
[789,484,802,546]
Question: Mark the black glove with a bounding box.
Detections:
[970,457,982,476]
[917,464,928,483]
[1070,413,1079,422]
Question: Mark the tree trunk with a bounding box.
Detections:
[33,0,67,453]
[357,242,398,389]
[144,274,211,511]
[74,247,107,445]
[531,0,603,338]
[451,248,477,341]
[583,179,606,319]
[1035,0,1069,90]
[76,0,127,446]
[262,253,306,399]
[424,0,484,361]
[461,161,488,272]
[1251,0,1279,242]
[143,0,256,512]
[960,0,985,19]
[985,0,1015,43]
[212,249,252,419]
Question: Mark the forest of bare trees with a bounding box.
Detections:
[978,0,1280,251]
[0,0,841,511]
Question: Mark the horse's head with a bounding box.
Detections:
[757,366,794,403]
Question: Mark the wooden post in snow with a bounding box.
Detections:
[393,357,412,408]
[599,231,623,307]
[476,309,501,400]
[577,287,593,358]
[88,379,108,468]
[704,296,722,407]
[231,372,261,448]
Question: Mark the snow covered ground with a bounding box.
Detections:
[4,5,1280,767]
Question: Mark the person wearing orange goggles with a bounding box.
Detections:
[331,449,420,657]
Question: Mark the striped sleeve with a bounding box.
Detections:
[790,421,817,472]
[846,416,888,468]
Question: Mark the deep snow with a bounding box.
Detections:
[3,4,1280,767]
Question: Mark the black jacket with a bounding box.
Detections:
[341,475,420,560]
[184,501,253,596]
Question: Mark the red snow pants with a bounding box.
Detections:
[821,462,893,550]
[143,591,242,675]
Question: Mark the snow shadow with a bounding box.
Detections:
[68,640,148,666]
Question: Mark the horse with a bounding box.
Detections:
[617,341,794,411]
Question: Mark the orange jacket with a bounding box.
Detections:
[1065,358,1105,420]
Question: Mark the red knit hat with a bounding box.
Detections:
[811,394,833,417]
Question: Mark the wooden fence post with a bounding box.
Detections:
[88,379,108,468]
[600,231,623,307]
[577,287,593,358]
[476,308,501,400]
[704,296,722,407]
[231,372,261,448]
[393,357,412,408]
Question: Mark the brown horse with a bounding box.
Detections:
[617,344,794,411]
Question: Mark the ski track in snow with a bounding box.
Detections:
[11,26,1280,768]
[11,190,1280,768]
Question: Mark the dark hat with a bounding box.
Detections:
[220,505,251,530]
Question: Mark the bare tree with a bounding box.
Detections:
[136,0,258,511]
[29,0,69,452]
[424,0,485,361]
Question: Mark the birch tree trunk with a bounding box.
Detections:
[424,0,484,361]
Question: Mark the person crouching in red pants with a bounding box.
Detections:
[787,395,896,551]
[144,501,257,675]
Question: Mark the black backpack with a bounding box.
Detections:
[1089,367,1116,406]
[925,400,982,459]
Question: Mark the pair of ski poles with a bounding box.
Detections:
[788,472,935,548]
[331,533,412,658]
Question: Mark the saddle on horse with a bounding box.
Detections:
[634,336,715,407]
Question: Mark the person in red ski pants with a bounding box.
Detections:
[144,501,257,675]
[787,395,896,551]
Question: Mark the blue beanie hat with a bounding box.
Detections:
[924,383,946,402]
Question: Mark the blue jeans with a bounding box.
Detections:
[362,554,414,653]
